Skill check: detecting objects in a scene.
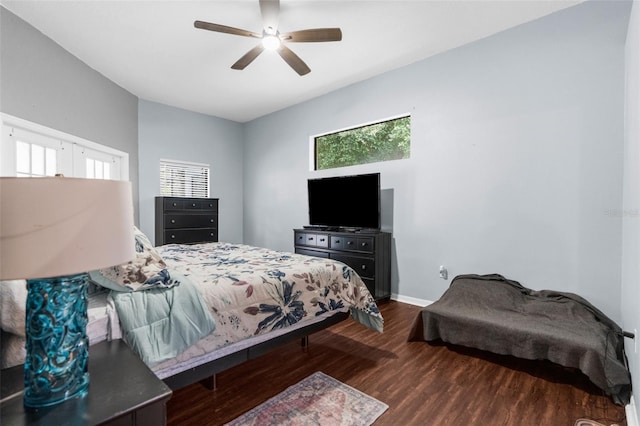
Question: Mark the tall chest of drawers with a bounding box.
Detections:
[155,197,219,245]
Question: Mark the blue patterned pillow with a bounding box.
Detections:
[89,227,180,292]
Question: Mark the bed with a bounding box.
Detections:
[1,232,383,391]
[409,274,631,405]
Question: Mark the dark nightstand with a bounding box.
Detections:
[1,339,172,426]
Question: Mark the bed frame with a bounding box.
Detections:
[162,310,350,390]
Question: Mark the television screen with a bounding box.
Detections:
[308,173,380,230]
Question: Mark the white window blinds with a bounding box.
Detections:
[160,159,210,198]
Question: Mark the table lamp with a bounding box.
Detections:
[0,177,135,407]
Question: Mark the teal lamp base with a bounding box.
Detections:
[24,273,90,407]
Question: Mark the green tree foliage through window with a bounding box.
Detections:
[315,116,410,170]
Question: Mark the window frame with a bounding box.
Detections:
[1,113,129,180]
[309,113,411,171]
[159,158,211,198]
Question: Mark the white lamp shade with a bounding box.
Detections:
[0,177,136,280]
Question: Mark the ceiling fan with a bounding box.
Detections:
[194,0,342,76]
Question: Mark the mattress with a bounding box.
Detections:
[1,290,113,369]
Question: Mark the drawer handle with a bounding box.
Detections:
[172,202,177,207]
[361,242,368,247]
[210,219,214,223]
[171,219,176,224]
[192,203,197,207]
[171,235,176,239]
[335,239,341,244]
[210,233,215,237]
[361,265,367,270]
[209,203,213,207]
[319,238,325,242]
[308,237,313,241]
[347,241,353,246]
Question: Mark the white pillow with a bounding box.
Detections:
[0,280,27,336]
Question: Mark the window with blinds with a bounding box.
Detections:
[160,159,210,198]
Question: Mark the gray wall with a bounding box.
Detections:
[622,0,640,413]
[0,7,140,222]
[243,0,629,322]
[1,0,637,413]
[138,100,244,245]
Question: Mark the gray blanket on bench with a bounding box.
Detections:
[409,274,631,405]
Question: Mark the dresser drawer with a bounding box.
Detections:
[163,198,218,212]
[306,234,317,246]
[297,233,371,253]
[294,232,328,248]
[330,254,375,279]
[186,199,218,211]
[356,237,374,253]
[315,234,329,248]
[330,236,344,249]
[342,237,357,250]
[296,248,330,258]
[164,228,218,244]
[295,232,307,246]
[163,198,185,210]
[164,214,217,229]
[201,199,218,211]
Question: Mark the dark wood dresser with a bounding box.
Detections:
[155,196,219,245]
[0,339,172,426]
[294,229,391,302]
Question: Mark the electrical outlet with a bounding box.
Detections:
[439,265,448,280]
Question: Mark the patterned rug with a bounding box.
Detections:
[225,372,389,426]
[574,420,607,426]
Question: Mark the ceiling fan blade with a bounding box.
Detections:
[280,28,342,43]
[259,0,280,32]
[194,21,261,39]
[231,45,265,70]
[277,45,311,76]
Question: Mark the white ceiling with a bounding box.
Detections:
[2,0,583,123]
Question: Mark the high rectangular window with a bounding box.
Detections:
[314,115,411,170]
[2,114,128,181]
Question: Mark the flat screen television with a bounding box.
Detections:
[307,173,380,230]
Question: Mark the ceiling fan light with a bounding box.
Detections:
[262,34,281,50]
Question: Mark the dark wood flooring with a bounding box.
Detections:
[167,301,627,426]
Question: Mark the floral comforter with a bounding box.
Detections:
[157,242,383,342]
[151,242,383,376]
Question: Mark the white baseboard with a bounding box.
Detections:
[627,394,639,426]
[390,294,433,307]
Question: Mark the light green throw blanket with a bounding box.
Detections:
[111,273,216,367]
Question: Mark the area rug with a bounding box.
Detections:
[225,372,389,426]
[574,420,607,426]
